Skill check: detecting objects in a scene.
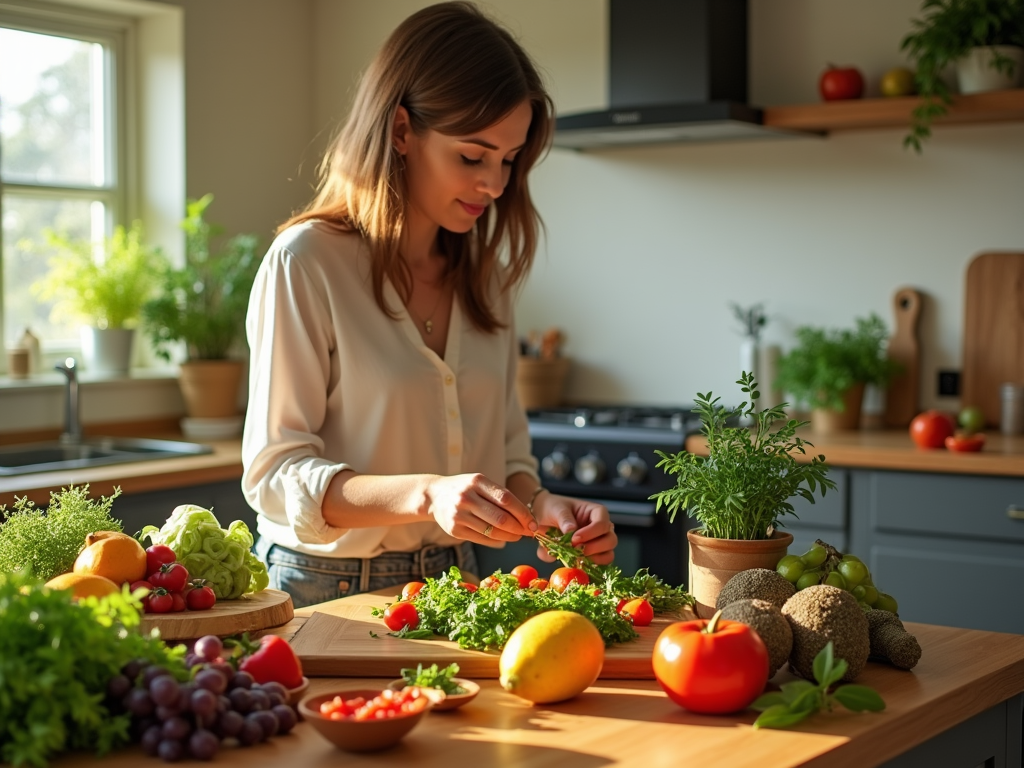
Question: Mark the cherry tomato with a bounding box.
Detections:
[150,562,189,593]
[170,591,187,612]
[616,597,631,613]
[402,581,425,600]
[653,611,769,714]
[528,578,549,590]
[145,544,176,577]
[909,410,956,449]
[130,579,153,595]
[320,687,429,720]
[510,564,539,589]
[945,433,986,452]
[185,579,217,610]
[146,588,174,614]
[549,567,589,594]
[620,597,654,627]
[383,601,420,632]
[459,582,478,593]
[480,575,501,590]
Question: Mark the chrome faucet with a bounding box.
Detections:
[54,357,82,444]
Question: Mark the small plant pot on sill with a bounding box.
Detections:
[957,45,1024,94]
[81,327,135,377]
[810,382,865,435]
[178,359,243,419]
[687,529,793,619]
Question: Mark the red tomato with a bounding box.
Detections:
[185,579,217,610]
[237,635,304,689]
[528,578,549,590]
[819,65,865,100]
[616,597,631,613]
[621,597,654,627]
[145,544,176,577]
[402,581,425,600]
[146,588,174,614]
[549,567,589,593]
[910,410,956,449]
[510,564,539,589]
[459,582,478,593]
[945,432,986,452]
[383,601,420,632]
[170,591,187,612]
[150,562,189,593]
[130,579,153,594]
[480,575,501,590]
[653,611,769,714]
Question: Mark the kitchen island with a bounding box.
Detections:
[52,592,1024,768]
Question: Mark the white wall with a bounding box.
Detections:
[313,0,1024,412]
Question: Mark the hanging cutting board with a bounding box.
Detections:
[288,592,695,680]
[962,252,1024,427]
[141,589,294,642]
[884,287,922,427]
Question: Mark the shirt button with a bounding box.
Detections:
[449,409,458,419]
[444,374,454,385]
[449,445,460,455]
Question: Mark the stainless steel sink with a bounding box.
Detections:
[0,437,214,476]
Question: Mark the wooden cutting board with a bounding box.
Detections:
[884,287,922,427]
[288,591,695,679]
[141,588,294,641]
[962,252,1024,426]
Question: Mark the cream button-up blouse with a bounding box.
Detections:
[241,221,539,558]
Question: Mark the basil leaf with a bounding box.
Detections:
[750,692,786,711]
[812,642,834,685]
[825,658,849,687]
[752,704,816,730]
[780,680,818,704]
[832,685,886,713]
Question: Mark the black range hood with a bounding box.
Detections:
[553,0,793,150]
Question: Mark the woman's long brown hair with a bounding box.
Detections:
[279,1,554,333]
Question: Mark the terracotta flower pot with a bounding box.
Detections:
[687,529,794,619]
[811,382,865,434]
[178,359,243,418]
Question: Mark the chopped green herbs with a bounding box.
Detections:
[400,663,466,695]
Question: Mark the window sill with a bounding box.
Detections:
[0,367,181,392]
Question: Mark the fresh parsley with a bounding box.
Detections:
[400,663,467,695]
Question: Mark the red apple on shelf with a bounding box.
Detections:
[909,410,956,449]
[819,65,865,101]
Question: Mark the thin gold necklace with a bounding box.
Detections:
[412,280,447,334]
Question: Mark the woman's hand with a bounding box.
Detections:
[427,473,538,546]
[533,493,617,565]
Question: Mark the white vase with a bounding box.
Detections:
[757,344,782,409]
[80,327,135,376]
[956,45,1024,94]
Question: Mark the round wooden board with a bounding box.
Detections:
[141,588,294,641]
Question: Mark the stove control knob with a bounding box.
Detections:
[574,452,606,485]
[616,453,648,485]
[541,450,572,481]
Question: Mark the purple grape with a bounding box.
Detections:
[142,665,169,687]
[248,688,270,711]
[176,683,196,712]
[260,681,288,700]
[271,704,298,734]
[155,705,182,721]
[161,716,192,742]
[141,725,163,757]
[133,716,159,739]
[124,688,155,718]
[121,658,145,682]
[149,675,180,708]
[237,718,264,746]
[267,691,285,708]
[106,673,132,700]
[188,729,220,761]
[218,709,245,739]
[228,687,252,714]
[251,709,280,738]
[210,661,235,679]
[229,671,254,690]
[193,635,223,662]
[190,688,218,719]
[157,739,184,763]
[194,668,227,695]
[184,653,202,669]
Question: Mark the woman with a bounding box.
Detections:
[243,1,616,608]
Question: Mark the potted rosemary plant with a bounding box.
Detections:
[31,221,167,376]
[774,314,897,434]
[901,0,1024,152]
[652,373,836,617]
[143,195,260,421]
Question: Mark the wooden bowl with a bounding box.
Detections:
[286,676,310,706]
[298,687,441,752]
[386,678,480,711]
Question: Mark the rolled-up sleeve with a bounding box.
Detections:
[242,245,350,545]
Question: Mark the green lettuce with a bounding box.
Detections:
[141,505,269,599]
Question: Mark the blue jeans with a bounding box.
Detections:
[253,537,479,609]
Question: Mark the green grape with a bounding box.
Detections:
[796,571,821,590]
[777,554,802,568]
[861,572,874,587]
[859,585,879,605]
[838,559,868,589]
[777,559,805,583]
[800,544,827,568]
[841,553,862,563]
[824,571,847,590]
[874,592,899,614]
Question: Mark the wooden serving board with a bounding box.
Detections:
[884,287,922,427]
[962,251,1024,426]
[141,588,294,641]
[288,591,694,679]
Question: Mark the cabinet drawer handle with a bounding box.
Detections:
[1008,506,1024,520]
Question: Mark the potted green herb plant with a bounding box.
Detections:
[652,373,836,618]
[901,0,1024,152]
[31,222,167,376]
[774,314,898,434]
[143,194,260,421]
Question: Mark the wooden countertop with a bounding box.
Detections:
[52,593,1024,768]
[686,429,1024,477]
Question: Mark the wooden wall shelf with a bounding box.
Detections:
[763,88,1024,133]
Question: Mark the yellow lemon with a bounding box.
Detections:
[880,67,915,97]
[499,610,604,703]
[73,531,147,585]
[45,572,120,600]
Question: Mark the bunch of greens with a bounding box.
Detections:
[0,485,122,581]
[374,567,638,651]
[0,571,187,768]
[536,528,694,613]
[774,314,899,412]
[400,663,467,695]
[140,505,269,599]
[752,642,885,729]
[651,373,836,540]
